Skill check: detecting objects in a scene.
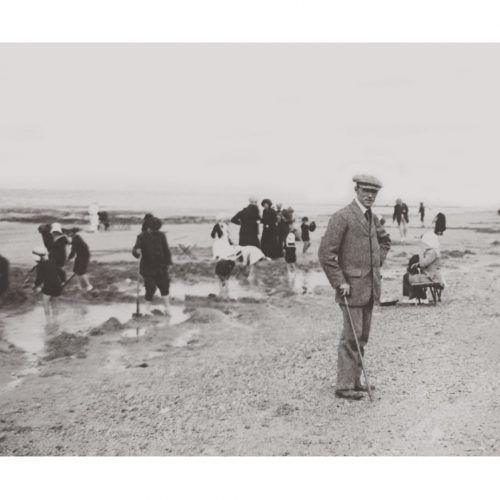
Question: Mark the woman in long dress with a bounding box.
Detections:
[231,197,261,247]
[260,199,280,258]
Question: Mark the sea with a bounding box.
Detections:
[0,188,495,222]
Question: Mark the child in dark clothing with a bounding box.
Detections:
[38,224,54,251]
[32,246,65,323]
[67,228,93,291]
[141,213,154,233]
[132,217,172,316]
[49,223,69,282]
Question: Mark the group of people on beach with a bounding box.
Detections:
[0,174,453,403]
[391,198,447,241]
[25,223,94,323]
[211,197,316,295]
[0,222,95,324]
[387,198,447,304]
[3,198,317,323]
[28,214,173,321]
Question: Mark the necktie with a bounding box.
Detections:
[365,208,372,224]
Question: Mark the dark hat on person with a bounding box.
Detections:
[149,217,162,231]
[353,174,383,190]
[261,198,272,207]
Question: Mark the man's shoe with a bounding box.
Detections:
[354,384,376,393]
[335,389,364,400]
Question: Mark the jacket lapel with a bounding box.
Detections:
[350,200,370,235]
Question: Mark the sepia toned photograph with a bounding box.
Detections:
[0,43,499,458]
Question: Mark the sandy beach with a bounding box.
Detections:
[1,209,499,455]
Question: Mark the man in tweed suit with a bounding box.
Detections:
[318,175,391,400]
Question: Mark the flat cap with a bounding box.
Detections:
[353,174,383,190]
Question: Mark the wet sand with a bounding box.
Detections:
[1,211,500,455]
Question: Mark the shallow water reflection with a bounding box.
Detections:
[117,279,264,300]
[0,302,188,355]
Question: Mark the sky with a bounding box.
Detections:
[0,44,499,208]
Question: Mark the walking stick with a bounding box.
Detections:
[343,295,374,402]
[132,267,142,318]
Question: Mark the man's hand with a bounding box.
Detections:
[34,287,42,293]
[339,283,351,297]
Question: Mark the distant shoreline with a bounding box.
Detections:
[0,208,215,226]
[1,205,498,228]
[0,188,496,214]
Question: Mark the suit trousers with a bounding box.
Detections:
[336,302,373,390]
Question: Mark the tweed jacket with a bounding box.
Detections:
[318,200,391,306]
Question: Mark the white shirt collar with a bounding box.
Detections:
[354,197,368,215]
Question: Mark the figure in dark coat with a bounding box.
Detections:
[434,212,446,235]
[300,217,316,254]
[393,199,409,241]
[418,202,425,227]
[141,213,155,233]
[260,199,280,258]
[48,223,69,282]
[38,224,54,251]
[231,198,261,247]
[32,246,65,324]
[35,259,65,297]
[132,217,172,315]
[392,201,409,224]
[67,229,93,291]
[49,236,68,269]
[68,233,90,275]
[275,204,286,255]
[277,206,295,255]
[0,254,9,296]
[98,211,110,231]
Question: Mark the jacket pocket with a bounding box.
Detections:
[345,269,362,277]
